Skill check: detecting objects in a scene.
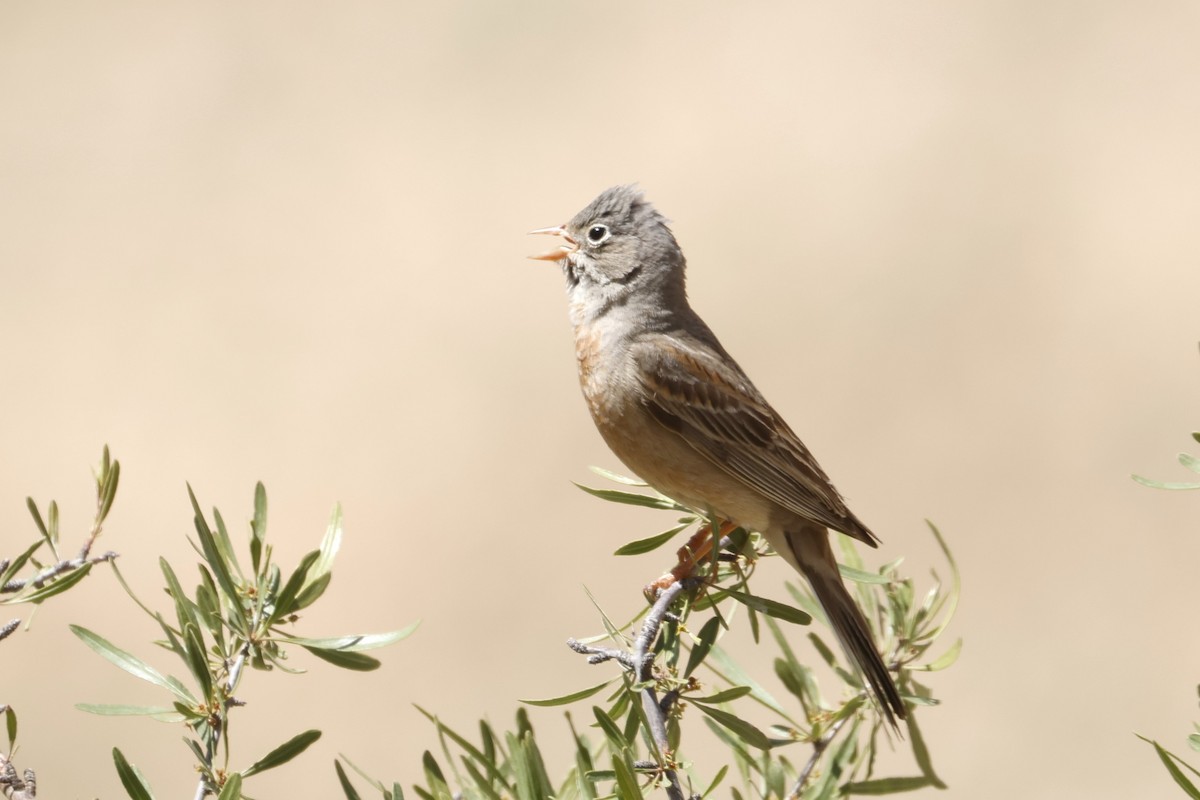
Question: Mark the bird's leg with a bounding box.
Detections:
[644,520,737,598]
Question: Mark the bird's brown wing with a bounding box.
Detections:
[631,335,878,545]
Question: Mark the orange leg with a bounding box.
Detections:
[644,520,738,597]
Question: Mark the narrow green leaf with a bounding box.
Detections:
[48,500,60,545]
[194,580,223,653]
[479,719,499,766]
[621,694,641,744]
[281,624,419,652]
[184,737,207,765]
[272,550,321,621]
[838,565,892,584]
[0,540,42,590]
[187,484,241,605]
[76,703,184,721]
[685,616,722,678]
[581,585,626,644]
[784,581,826,625]
[106,560,162,623]
[845,776,935,794]
[308,503,344,586]
[20,562,92,604]
[764,617,815,710]
[808,632,850,679]
[692,704,771,750]
[914,638,962,672]
[723,588,811,626]
[1180,453,1200,474]
[921,521,960,640]
[506,731,536,800]
[701,765,728,800]
[460,758,504,800]
[516,726,554,800]
[334,760,364,800]
[159,558,197,635]
[303,646,381,671]
[217,773,243,800]
[251,482,268,574]
[592,706,630,750]
[211,507,245,580]
[336,752,391,796]
[71,625,189,700]
[243,729,322,777]
[4,705,16,749]
[1132,474,1200,490]
[587,466,647,486]
[690,686,753,705]
[701,718,756,779]
[611,752,645,800]
[422,751,455,800]
[113,747,156,800]
[704,644,794,722]
[614,523,689,556]
[182,622,213,701]
[99,460,121,524]
[25,498,51,545]
[293,572,333,611]
[1138,736,1200,798]
[907,711,946,788]
[568,713,598,800]
[173,701,204,722]
[522,679,613,707]
[412,706,501,785]
[573,483,681,510]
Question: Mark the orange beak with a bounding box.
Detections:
[527,226,578,262]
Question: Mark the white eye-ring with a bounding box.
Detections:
[586,224,610,245]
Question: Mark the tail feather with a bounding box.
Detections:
[786,527,906,727]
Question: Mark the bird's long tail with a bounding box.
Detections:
[786,526,906,727]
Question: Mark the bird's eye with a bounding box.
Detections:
[587,224,610,244]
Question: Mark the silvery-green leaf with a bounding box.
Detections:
[334,760,364,800]
[573,483,682,510]
[614,523,689,556]
[71,625,191,701]
[692,704,770,750]
[113,747,156,800]
[242,729,322,777]
[521,679,613,707]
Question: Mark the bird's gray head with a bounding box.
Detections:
[530,186,687,324]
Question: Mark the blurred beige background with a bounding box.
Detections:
[3,1,1199,797]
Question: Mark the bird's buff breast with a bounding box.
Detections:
[574,325,775,533]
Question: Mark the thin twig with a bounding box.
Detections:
[569,578,698,800]
[788,713,853,799]
[192,607,259,800]
[0,551,118,595]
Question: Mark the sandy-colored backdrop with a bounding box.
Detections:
[3,2,1199,798]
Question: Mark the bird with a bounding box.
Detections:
[529,185,906,725]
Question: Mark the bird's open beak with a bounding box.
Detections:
[527,226,578,262]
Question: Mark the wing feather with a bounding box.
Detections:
[632,335,877,545]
